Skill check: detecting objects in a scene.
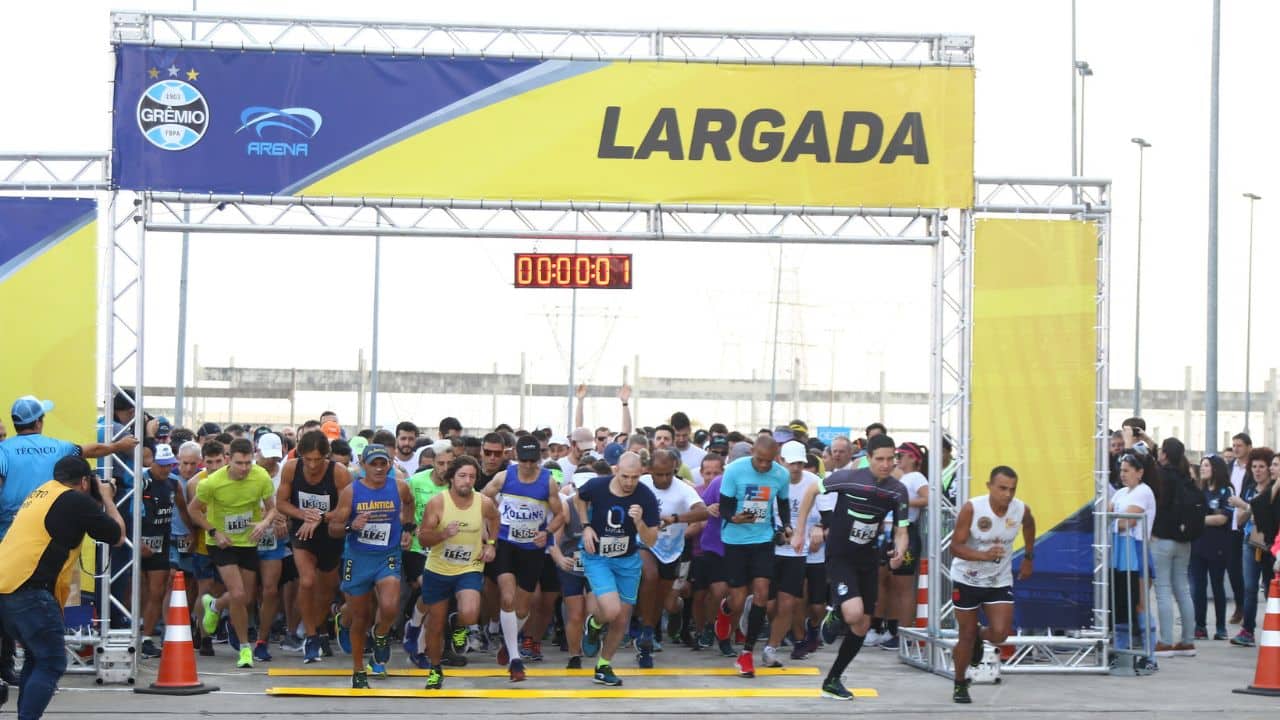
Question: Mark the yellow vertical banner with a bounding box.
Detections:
[970,218,1097,627]
[0,199,98,595]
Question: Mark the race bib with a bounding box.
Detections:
[297,491,331,512]
[174,534,192,553]
[224,512,252,534]
[142,536,164,553]
[742,500,770,523]
[571,550,585,574]
[440,543,474,565]
[848,520,878,545]
[508,517,542,543]
[257,532,278,551]
[599,535,630,558]
[358,522,392,547]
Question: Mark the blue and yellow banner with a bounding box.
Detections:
[0,198,99,599]
[112,46,974,208]
[0,198,98,447]
[970,218,1097,629]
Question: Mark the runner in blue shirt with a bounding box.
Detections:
[716,435,790,677]
[574,451,659,687]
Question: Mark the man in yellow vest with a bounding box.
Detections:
[0,457,124,719]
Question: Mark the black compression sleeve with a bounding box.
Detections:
[776,495,789,527]
[719,494,737,519]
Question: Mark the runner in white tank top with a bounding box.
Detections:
[948,466,1036,704]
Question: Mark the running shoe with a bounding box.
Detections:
[402,623,420,657]
[409,652,431,669]
[334,612,351,654]
[1231,630,1256,647]
[593,662,622,686]
[566,655,582,670]
[734,649,755,678]
[715,600,732,640]
[508,657,527,682]
[698,626,716,650]
[878,634,900,651]
[200,594,219,636]
[441,639,469,667]
[302,636,320,664]
[761,645,782,668]
[718,637,735,657]
[198,636,215,657]
[280,635,304,653]
[352,671,369,689]
[319,636,334,658]
[140,638,161,659]
[582,615,602,657]
[953,679,972,704]
[253,641,272,662]
[424,666,444,690]
[790,641,810,661]
[637,626,655,655]
[1213,630,1229,641]
[820,610,843,646]
[637,649,654,669]
[451,625,470,653]
[367,660,387,678]
[666,610,683,642]
[372,634,391,665]
[821,676,853,701]
[520,636,538,661]
[236,646,253,669]
[1194,627,1208,640]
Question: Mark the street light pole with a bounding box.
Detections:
[1206,0,1221,452]
[1075,61,1093,175]
[1132,138,1151,416]
[1244,192,1261,433]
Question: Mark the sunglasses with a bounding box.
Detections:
[596,436,609,442]
[482,449,504,458]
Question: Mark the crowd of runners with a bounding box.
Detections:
[0,386,1037,706]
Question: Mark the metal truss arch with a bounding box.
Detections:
[113,11,974,67]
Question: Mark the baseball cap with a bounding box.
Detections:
[603,442,624,466]
[197,422,222,437]
[515,434,542,462]
[53,456,93,482]
[789,420,809,435]
[349,436,369,457]
[772,426,795,444]
[361,443,391,464]
[571,427,594,451]
[321,420,342,440]
[694,429,709,446]
[258,432,284,459]
[708,436,729,451]
[253,425,272,443]
[548,435,569,448]
[155,417,172,438]
[10,395,53,425]
[153,443,178,466]
[780,440,807,464]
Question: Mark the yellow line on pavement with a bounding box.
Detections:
[268,666,820,678]
[267,686,878,699]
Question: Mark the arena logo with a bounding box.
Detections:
[137,80,209,151]
[236,106,323,158]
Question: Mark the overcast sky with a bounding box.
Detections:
[2,1,1275,445]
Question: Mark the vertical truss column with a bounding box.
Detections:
[1091,206,1113,636]
[97,192,145,684]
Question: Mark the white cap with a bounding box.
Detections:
[153,443,178,466]
[571,427,594,450]
[258,432,284,459]
[548,435,569,447]
[780,440,807,465]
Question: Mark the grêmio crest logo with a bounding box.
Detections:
[597,107,928,164]
[137,66,209,151]
[236,106,323,157]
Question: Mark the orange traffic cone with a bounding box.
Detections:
[135,572,218,695]
[1235,576,1280,697]
[914,558,929,629]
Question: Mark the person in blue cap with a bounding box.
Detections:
[0,395,139,538]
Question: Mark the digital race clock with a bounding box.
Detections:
[513,253,632,289]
